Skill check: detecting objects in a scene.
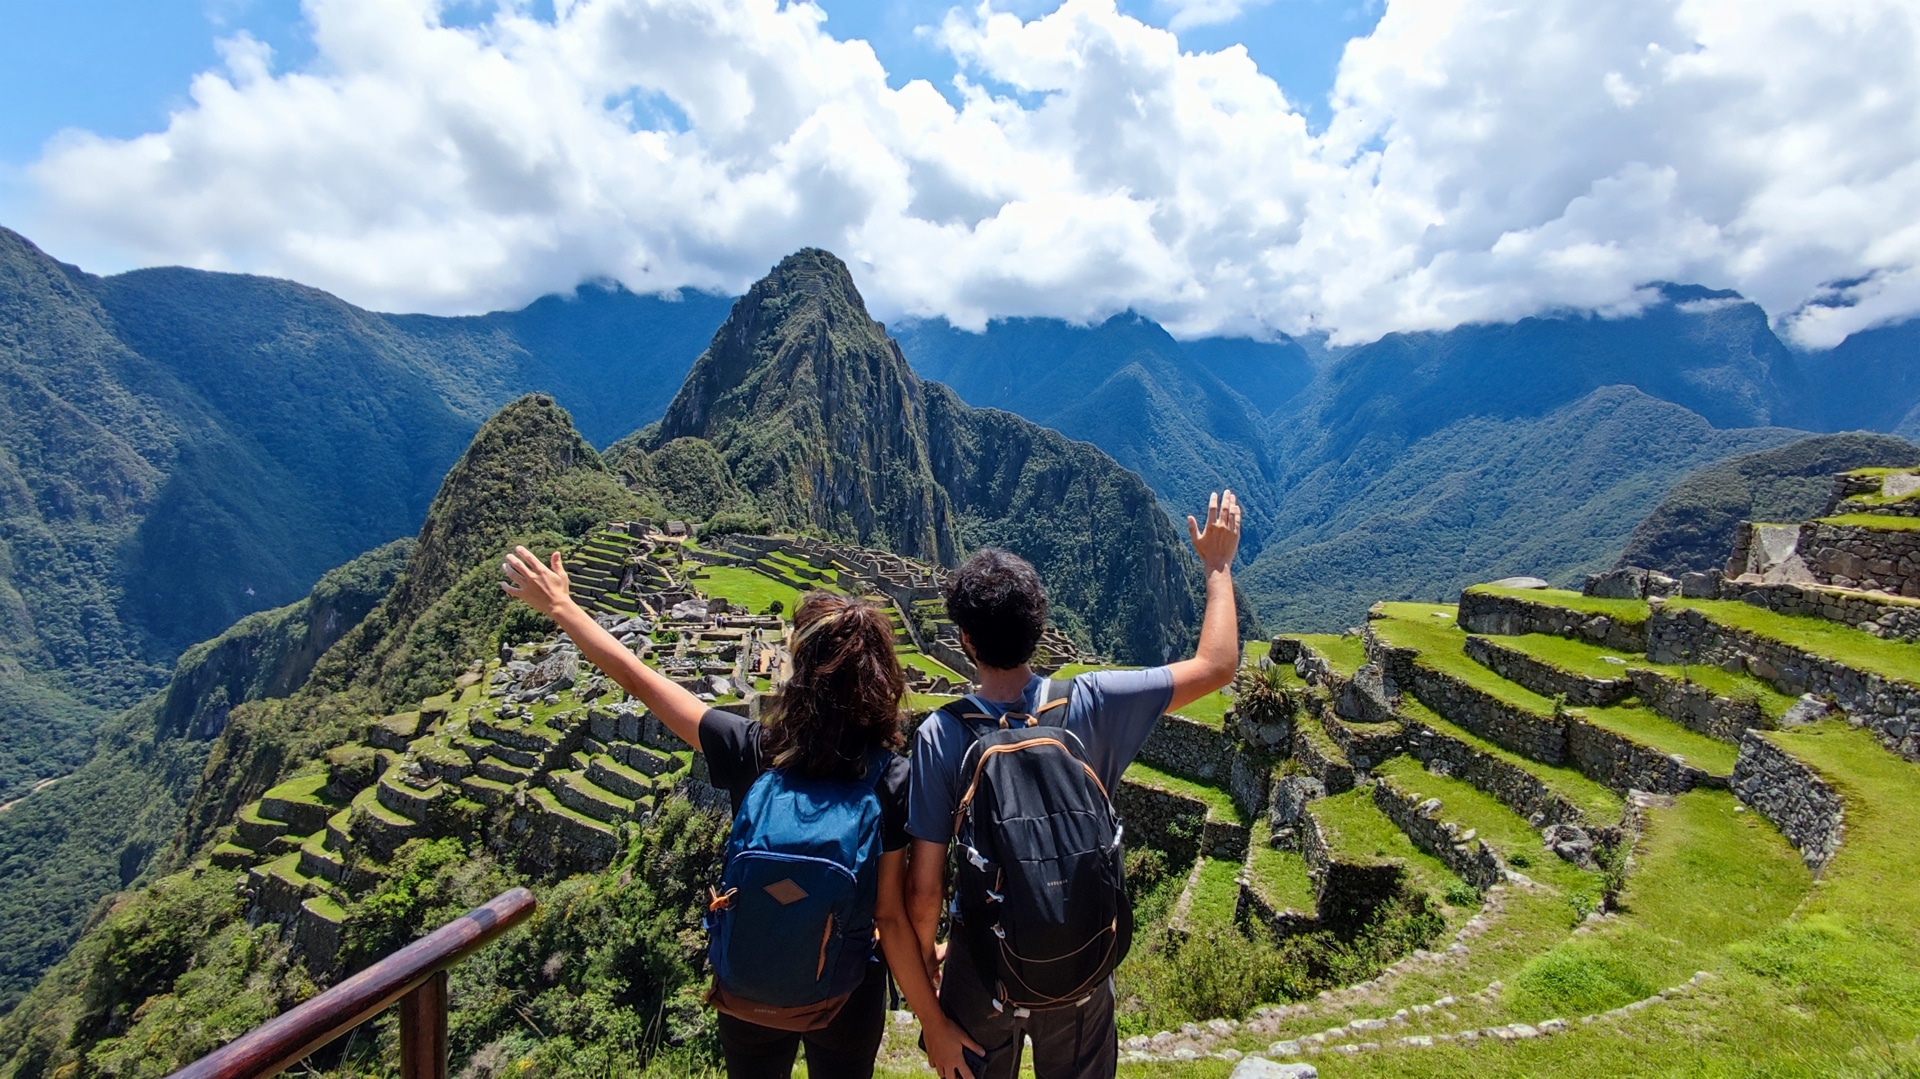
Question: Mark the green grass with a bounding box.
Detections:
[1052,661,1141,679]
[1287,633,1368,677]
[1673,598,1920,688]
[1244,820,1317,913]
[1399,697,1624,823]
[1186,857,1244,926]
[1474,630,1797,720]
[1463,585,1651,626]
[897,649,964,682]
[261,771,330,804]
[1818,512,1920,531]
[688,565,805,615]
[907,693,961,714]
[1309,787,1462,897]
[1572,703,1741,775]
[1170,688,1232,728]
[1123,761,1242,822]
[1371,610,1559,717]
[1371,756,1597,892]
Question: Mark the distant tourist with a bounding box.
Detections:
[501,549,918,1079]
[900,491,1244,1079]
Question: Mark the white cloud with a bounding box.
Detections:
[20,0,1920,347]
[1155,0,1273,32]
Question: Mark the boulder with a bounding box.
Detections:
[1781,694,1834,727]
[1488,576,1551,590]
[1269,775,1326,830]
[1543,823,1596,869]
[1680,570,1722,598]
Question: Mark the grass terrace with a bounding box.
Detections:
[1480,632,1797,719]
[1572,703,1741,775]
[1186,857,1244,926]
[1287,633,1368,677]
[1817,512,1920,532]
[1371,610,1559,718]
[687,564,804,614]
[1462,585,1652,627]
[1671,598,1920,688]
[1399,698,1624,823]
[1171,688,1233,728]
[898,650,965,682]
[1371,756,1598,893]
[1310,787,1462,898]
[1244,820,1317,913]
[1124,760,1243,823]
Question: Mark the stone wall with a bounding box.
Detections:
[1463,636,1633,706]
[1321,712,1406,772]
[1405,665,1567,764]
[1401,722,1608,838]
[1139,714,1236,783]
[1798,521,1920,598]
[1299,802,1405,930]
[1718,580,1920,643]
[1114,779,1207,868]
[1647,605,1920,762]
[1627,668,1768,741]
[1236,885,1319,939]
[1458,590,1647,652]
[1564,715,1718,793]
[1730,731,1844,874]
[1372,780,1504,891]
[1291,713,1356,794]
[1230,748,1276,819]
[1332,664,1399,725]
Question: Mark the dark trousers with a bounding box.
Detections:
[937,933,1117,1079]
[715,960,888,1079]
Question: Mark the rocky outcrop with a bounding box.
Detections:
[1730,731,1844,874]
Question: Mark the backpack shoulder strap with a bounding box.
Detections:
[1030,676,1077,727]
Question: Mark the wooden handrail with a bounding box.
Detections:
[167,887,536,1079]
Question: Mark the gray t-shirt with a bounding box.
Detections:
[906,668,1174,845]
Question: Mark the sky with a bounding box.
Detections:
[1,0,1915,347]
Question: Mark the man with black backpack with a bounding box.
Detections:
[902,491,1245,1079]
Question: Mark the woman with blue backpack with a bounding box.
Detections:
[502,546,979,1078]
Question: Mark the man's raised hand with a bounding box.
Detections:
[1187,489,1242,576]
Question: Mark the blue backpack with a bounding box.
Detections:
[705,748,891,1031]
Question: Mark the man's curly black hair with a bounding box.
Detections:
[944,547,1048,670]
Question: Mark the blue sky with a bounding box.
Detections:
[0,0,1379,168]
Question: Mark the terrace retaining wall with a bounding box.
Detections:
[1799,521,1920,598]
[1627,668,1769,742]
[1371,780,1505,891]
[1647,606,1920,762]
[1463,636,1633,706]
[1721,580,1920,643]
[1730,731,1845,874]
[1458,590,1648,652]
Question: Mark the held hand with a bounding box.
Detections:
[922,1014,984,1079]
[1187,489,1242,576]
[501,546,574,617]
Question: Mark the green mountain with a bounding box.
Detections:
[647,250,1204,664]
[0,537,407,1012]
[1615,432,1920,574]
[0,227,724,806]
[895,314,1286,555]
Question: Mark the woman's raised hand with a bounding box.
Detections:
[501,546,575,617]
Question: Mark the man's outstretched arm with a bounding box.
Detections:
[1164,490,1244,715]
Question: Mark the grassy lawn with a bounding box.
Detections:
[1463,585,1651,627]
[1171,688,1232,728]
[1288,633,1369,677]
[1818,513,1920,531]
[906,693,961,714]
[1245,819,1318,913]
[1124,760,1242,822]
[1052,661,1142,678]
[1400,697,1624,824]
[1186,857,1244,926]
[1672,598,1920,688]
[1309,787,1462,898]
[1473,632,1640,679]
[687,564,805,615]
[1572,703,1741,775]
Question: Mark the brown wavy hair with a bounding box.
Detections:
[761,592,906,780]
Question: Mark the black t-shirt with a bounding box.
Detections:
[696,709,912,852]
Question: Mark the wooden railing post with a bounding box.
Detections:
[399,969,449,1079]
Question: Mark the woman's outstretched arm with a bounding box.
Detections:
[501,545,707,749]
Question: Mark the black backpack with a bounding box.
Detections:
[941,678,1133,1012]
